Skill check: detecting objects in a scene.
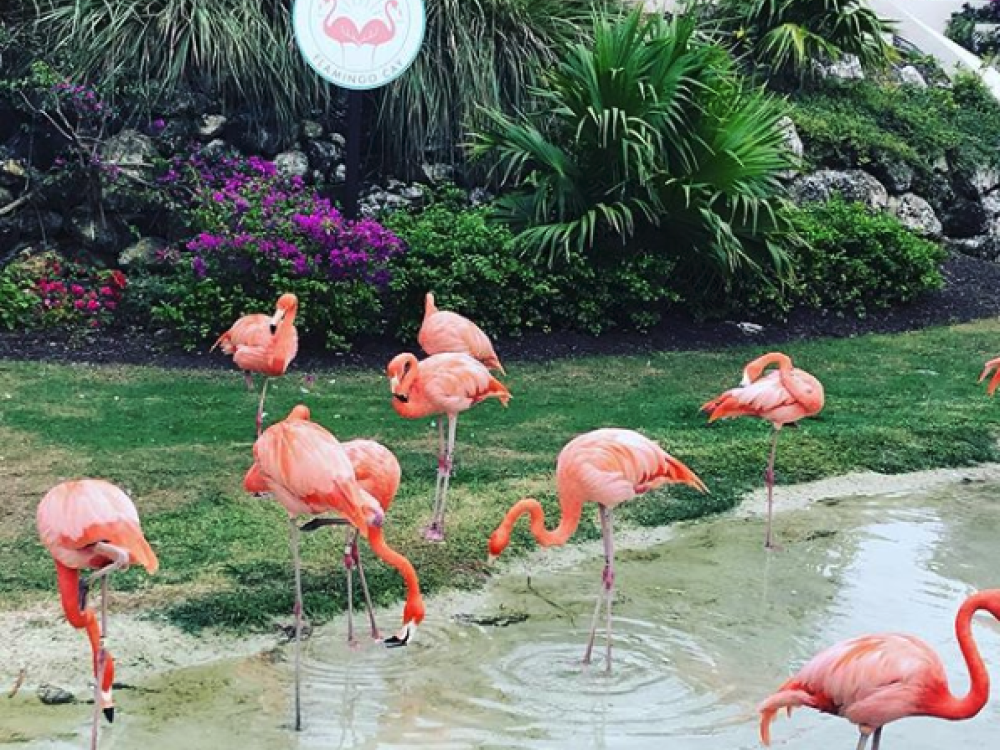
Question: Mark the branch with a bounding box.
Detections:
[0,191,35,217]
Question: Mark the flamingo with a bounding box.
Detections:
[323,0,363,53]
[36,479,158,750]
[212,293,299,436]
[487,429,707,670]
[701,352,824,549]
[979,356,1000,395]
[243,405,424,731]
[418,292,506,374]
[759,589,1000,749]
[387,352,510,542]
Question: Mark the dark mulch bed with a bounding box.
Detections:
[2,251,999,371]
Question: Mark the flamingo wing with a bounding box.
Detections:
[759,633,945,744]
[419,311,504,373]
[37,479,158,573]
[420,354,509,412]
[343,439,401,511]
[213,314,272,354]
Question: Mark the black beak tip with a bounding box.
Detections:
[103,707,115,723]
[384,635,408,649]
[269,324,277,334]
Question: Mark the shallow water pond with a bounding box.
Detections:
[7,481,1000,749]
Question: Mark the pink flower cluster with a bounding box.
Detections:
[32,256,127,328]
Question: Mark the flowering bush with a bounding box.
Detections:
[0,251,126,331]
[135,150,405,350]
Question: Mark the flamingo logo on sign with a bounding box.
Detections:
[293,0,425,91]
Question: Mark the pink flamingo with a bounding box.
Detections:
[488,429,707,670]
[387,352,510,542]
[759,589,1000,749]
[323,0,362,49]
[701,352,824,549]
[419,292,505,374]
[979,356,1000,395]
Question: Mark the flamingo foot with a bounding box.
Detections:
[422,523,445,543]
[347,638,363,651]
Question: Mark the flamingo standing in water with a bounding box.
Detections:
[759,589,1000,749]
[418,292,505,374]
[212,293,299,436]
[36,479,158,750]
[244,405,424,731]
[488,429,706,670]
[979,356,1000,395]
[387,352,510,541]
[701,352,824,549]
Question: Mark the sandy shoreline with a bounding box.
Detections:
[4,461,1000,699]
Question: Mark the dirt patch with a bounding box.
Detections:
[3,251,1000,371]
[0,427,87,540]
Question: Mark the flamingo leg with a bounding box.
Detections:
[432,413,459,541]
[871,728,882,750]
[424,418,446,541]
[256,377,271,437]
[90,577,110,750]
[583,506,615,669]
[351,531,380,638]
[856,732,871,750]
[244,371,254,392]
[764,427,781,550]
[289,518,304,732]
[344,529,356,646]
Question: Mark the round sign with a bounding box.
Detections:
[292,0,426,91]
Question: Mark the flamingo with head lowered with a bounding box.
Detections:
[759,589,1000,749]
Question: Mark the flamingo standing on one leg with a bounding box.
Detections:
[244,405,424,731]
[36,480,158,750]
[387,352,510,542]
[487,429,706,670]
[759,589,1000,749]
[418,293,505,374]
[701,352,824,550]
[979,357,1000,395]
[212,293,299,436]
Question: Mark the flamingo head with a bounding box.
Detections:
[98,651,116,722]
[386,353,418,403]
[385,598,424,648]
[286,404,311,421]
[270,293,299,333]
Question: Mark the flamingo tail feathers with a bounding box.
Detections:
[701,391,753,422]
[662,455,709,494]
[757,688,815,746]
[483,377,511,407]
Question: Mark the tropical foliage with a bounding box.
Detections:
[713,0,896,80]
[946,1,1000,56]
[472,9,796,290]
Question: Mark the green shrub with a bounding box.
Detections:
[383,190,681,338]
[735,199,946,318]
[946,1,1000,56]
[712,0,896,80]
[472,9,795,288]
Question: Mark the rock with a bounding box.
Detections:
[360,190,413,217]
[896,65,928,89]
[333,164,347,184]
[776,116,804,179]
[736,322,764,335]
[100,129,156,180]
[469,187,493,206]
[947,235,1000,262]
[0,158,27,187]
[155,119,195,153]
[274,150,310,180]
[0,186,13,206]
[422,162,454,184]
[869,159,913,194]
[119,237,168,268]
[301,120,324,141]
[330,132,347,150]
[942,198,989,238]
[37,684,75,706]
[788,169,888,210]
[972,167,1000,196]
[983,193,1000,219]
[197,114,227,139]
[399,184,424,201]
[307,140,343,174]
[68,208,123,252]
[200,139,232,159]
[889,194,942,238]
[815,54,865,81]
[234,124,284,157]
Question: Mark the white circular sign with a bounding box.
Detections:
[293,0,425,91]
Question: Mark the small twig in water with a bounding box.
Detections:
[7,668,26,698]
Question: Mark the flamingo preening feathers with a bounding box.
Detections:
[388,351,510,541]
[418,292,506,374]
[702,352,824,549]
[244,405,424,731]
[488,428,706,670]
[760,589,1000,749]
[213,293,299,436]
[36,479,158,750]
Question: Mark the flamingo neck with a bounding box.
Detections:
[424,293,437,318]
[488,496,582,557]
[929,592,996,720]
[367,527,425,625]
[56,563,112,688]
[743,352,793,384]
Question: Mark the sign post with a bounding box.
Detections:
[292,0,426,218]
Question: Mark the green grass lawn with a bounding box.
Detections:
[1,320,999,632]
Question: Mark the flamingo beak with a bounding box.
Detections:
[389,375,399,391]
[103,707,115,723]
[270,309,285,334]
[385,622,417,648]
[487,553,498,566]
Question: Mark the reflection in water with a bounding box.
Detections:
[7,483,1000,749]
